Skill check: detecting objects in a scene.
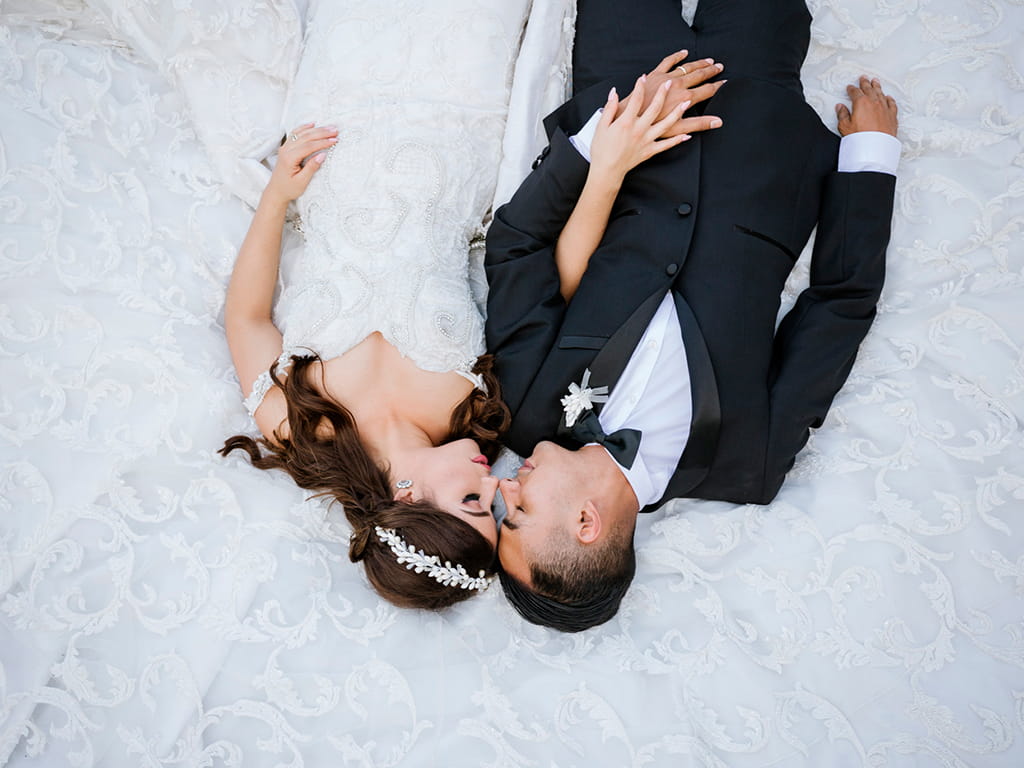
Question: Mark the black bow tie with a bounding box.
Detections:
[570,410,642,470]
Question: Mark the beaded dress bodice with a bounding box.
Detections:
[274,0,530,375]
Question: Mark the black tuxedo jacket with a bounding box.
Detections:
[485,77,896,509]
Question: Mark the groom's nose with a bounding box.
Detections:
[497,478,520,512]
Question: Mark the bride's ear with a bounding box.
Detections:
[393,487,414,503]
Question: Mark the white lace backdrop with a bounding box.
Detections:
[2,0,1023,765]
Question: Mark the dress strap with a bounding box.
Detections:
[243,351,293,417]
[454,365,488,394]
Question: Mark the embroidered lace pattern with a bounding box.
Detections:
[243,352,293,417]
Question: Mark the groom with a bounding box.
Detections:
[484,0,900,632]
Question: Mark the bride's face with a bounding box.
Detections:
[398,439,500,548]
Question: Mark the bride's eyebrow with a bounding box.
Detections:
[461,508,491,517]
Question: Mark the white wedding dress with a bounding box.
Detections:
[267,0,532,386]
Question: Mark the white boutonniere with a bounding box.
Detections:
[560,368,609,428]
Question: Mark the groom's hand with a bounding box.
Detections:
[836,76,899,137]
[617,50,725,138]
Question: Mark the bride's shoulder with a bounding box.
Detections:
[253,385,291,444]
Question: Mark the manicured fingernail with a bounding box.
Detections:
[662,81,671,91]
[681,134,692,141]
[679,100,691,113]
[710,117,723,128]
[716,63,724,70]
[640,74,647,82]
[608,86,617,99]
[315,153,326,163]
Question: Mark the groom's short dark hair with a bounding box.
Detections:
[497,519,636,633]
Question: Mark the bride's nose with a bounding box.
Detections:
[478,475,499,509]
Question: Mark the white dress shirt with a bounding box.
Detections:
[570,109,901,507]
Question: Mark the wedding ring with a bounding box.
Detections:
[288,132,299,142]
[678,65,687,75]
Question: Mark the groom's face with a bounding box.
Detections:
[496,442,578,584]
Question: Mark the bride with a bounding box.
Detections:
[220,1,533,609]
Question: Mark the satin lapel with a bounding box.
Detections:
[589,291,665,407]
[656,292,721,503]
[555,291,665,440]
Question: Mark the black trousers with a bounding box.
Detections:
[572,0,811,97]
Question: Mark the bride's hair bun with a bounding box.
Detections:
[348,525,374,562]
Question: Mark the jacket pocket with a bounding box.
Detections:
[734,224,797,260]
[610,207,642,222]
[559,335,606,350]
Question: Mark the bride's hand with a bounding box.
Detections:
[589,78,692,183]
[617,51,725,138]
[264,123,338,205]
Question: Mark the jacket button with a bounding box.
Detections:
[677,202,693,216]
[666,263,678,275]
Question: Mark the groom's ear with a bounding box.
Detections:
[576,500,603,544]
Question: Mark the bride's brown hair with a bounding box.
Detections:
[219,353,510,610]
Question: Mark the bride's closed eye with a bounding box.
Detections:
[460,493,491,517]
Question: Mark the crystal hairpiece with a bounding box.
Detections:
[374,526,492,591]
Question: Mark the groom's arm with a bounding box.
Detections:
[485,83,623,416]
[484,126,591,415]
[761,79,900,501]
[762,169,895,500]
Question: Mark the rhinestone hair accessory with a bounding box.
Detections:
[395,479,413,489]
[374,526,492,591]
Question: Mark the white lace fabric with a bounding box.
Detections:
[243,352,292,417]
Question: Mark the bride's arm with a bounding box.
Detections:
[225,123,336,438]
[556,74,720,301]
[556,81,688,301]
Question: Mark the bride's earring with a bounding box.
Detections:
[396,480,413,490]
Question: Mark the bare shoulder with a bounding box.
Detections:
[254,385,291,444]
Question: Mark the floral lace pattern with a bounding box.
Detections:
[3,0,1024,766]
[242,352,292,417]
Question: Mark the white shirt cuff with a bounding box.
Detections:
[569,109,603,163]
[838,131,901,176]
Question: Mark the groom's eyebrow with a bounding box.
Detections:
[501,517,518,531]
